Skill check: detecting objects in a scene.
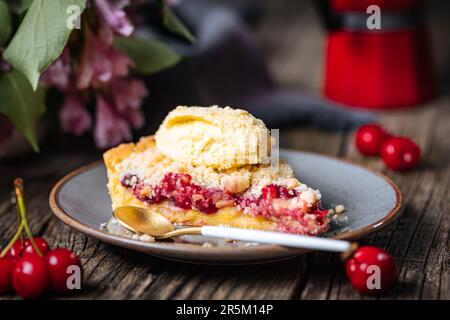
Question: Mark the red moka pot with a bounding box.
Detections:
[319,0,436,109]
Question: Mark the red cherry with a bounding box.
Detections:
[22,238,50,258]
[12,255,49,299]
[0,257,17,294]
[4,239,25,258]
[380,137,420,171]
[346,246,397,295]
[45,249,82,293]
[355,124,391,156]
[261,184,279,200]
[174,193,192,209]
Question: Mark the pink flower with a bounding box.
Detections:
[42,49,71,90]
[110,78,148,128]
[110,48,134,78]
[77,31,111,89]
[94,94,132,148]
[59,94,92,135]
[38,1,147,149]
[94,0,134,37]
[0,114,13,155]
[98,22,115,46]
[77,28,134,90]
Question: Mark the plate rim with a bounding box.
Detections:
[49,151,404,258]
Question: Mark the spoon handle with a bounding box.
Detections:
[201,226,352,253]
[157,227,202,239]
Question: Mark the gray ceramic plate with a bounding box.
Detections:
[49,150,403,264]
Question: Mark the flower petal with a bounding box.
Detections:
[59,94,92,136]
[94,94,132,148]
[95,0,134,37]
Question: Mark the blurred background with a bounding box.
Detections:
[58,0,450,151]
[245,0,449,95]
[1,0,449,157]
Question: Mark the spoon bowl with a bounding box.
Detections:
[113,206,175,236]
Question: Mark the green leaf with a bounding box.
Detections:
[115,37,182,74]
[0,69,45,152]
[3,0,86,90]
[19,0,33,13]
[0,0,12,46]
[162,2,195,43]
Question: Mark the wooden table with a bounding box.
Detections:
[1,0,448,300]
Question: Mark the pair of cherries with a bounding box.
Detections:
[1,179,83,299]
[355,124,420,171]
[0,237,82,299]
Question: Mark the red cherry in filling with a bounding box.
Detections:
[177,173,192,187]
[313,209,329,217]
[380,137,420,171]
[22,237,50,258]
[0,257,17,294]
[346,246,397,295]
[174,193,192,209]
[120,174,137,187]
[261,184,279,200]
[45,249,82,293]
[4,239,25,258]
[355,124,391,156]
[193,189,219,214]
[12,255,49,299]
[161,173,178,192]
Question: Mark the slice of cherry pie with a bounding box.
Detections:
[104,107,329,235]
[104,125,330,235]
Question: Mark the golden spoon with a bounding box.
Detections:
[113,206,202,239]
[113,206,355,252]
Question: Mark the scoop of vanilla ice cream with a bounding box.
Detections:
[155,106,272,169]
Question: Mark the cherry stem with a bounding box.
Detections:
[0,221,24,258]
[340,242,359,262]
[1,178,43,258]
[16,206,24,242]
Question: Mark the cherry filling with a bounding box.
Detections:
[121,173,328,225]
[121,173,234,214]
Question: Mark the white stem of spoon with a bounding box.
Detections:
[201,226,352,253]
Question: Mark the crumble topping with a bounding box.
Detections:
[335,204,346,214]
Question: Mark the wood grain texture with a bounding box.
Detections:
[1,0,449,300]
